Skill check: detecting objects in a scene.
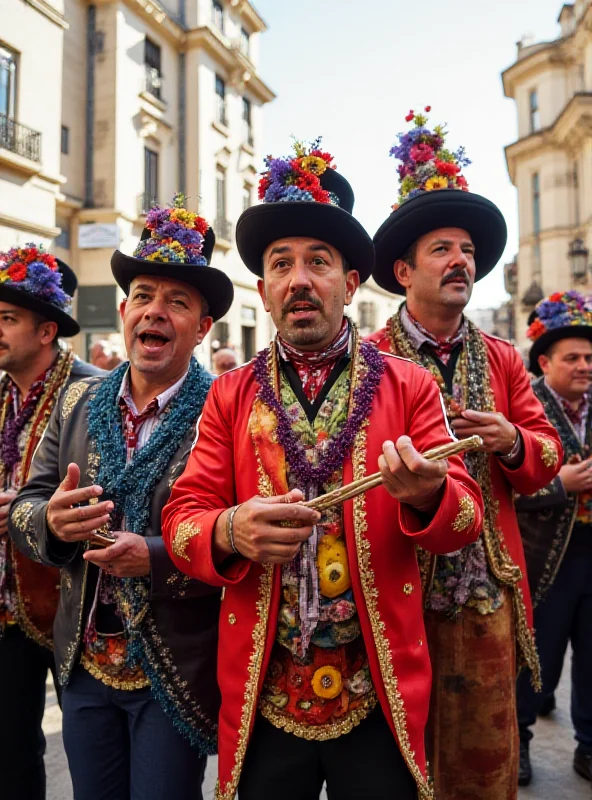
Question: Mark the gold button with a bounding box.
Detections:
[403,583,414,595]
[228,613,236,625]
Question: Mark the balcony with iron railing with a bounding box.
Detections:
[213,217,232,243]
[0,112,41,163]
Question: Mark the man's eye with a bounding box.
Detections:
[171,299,187,308]
[134,293,149,301]
[311,257,326,266]
[274,260,289,269]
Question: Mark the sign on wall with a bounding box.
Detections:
[78,223,120,249]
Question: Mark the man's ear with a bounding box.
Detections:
[257,278,271,312]
[394,259,413,290]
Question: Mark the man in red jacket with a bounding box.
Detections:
[367,107,562,798]
[162,139,483,800]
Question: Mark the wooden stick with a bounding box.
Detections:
[303,435,482,512]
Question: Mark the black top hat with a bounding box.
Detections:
[527,291,592,375]
[0,246,80,337]
[111,197,234,322]
[373,189,507,294]
[236,143,374,281]
[372,106,507,294]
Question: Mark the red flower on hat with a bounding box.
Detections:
[456,175,469,190]
[405,110,414,122]
[425,105,431,112]
[527,319,546,341]
[7,263,27,282]
[435,159,460,177]
[549,292,563,302]
[410,143,434,163]
[194,217,209,236]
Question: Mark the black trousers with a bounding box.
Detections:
[238,708,418,800]
[0,625,59,800]
[517,539,592,753]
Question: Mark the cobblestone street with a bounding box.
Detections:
[46,658,589,799]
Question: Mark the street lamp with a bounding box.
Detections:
[568,238,589,282]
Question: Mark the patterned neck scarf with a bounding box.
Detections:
[544,380,590,444]
[277,318,350,402]
[404,305,466,365]
[1,358,57,475]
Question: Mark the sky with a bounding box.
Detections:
[253,0,565,310]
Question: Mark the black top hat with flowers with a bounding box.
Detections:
[0,244,80,336]
[527,291,592,375]
[235,138,374,281]
[111,194,234,321]
[372,107,507,295]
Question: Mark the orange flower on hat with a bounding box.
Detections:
[527,318,546,341]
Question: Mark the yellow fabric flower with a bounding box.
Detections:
[317,535,351,598]
[425,176,448,191]
[311,666,343,699]
[0,270,11,283]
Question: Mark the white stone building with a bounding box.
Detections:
[1,0,399,364]
[502,0,592,348]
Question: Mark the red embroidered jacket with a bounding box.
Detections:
[367,325,563,680]
[161,352,484,800]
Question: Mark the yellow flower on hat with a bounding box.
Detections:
[425,176,448,191]
[300,155,328,176]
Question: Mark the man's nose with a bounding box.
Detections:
[288,260,313,292]
[143,298,167,319]
[448,246,469,268]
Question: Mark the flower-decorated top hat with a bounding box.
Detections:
[235,138,374,282]
[111,194,234,321]
[0,244,80,336]
[527,290,592,375]
[372,107,507,294]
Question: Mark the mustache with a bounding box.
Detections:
[281,290,324,317]
[441,268,470,287]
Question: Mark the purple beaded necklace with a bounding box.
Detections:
[253,330,385,488]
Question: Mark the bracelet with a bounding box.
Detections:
[226,504,243,556]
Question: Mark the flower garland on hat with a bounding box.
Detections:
[527,290,592,342]
[390,106,471,209]
[0,244,71,310]
[258,137,338,206]
[134,193,211,265]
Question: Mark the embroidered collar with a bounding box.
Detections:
[401,303,466,365]
[277,318,350,403]
[544,379,590,443]
[117,366,189,416]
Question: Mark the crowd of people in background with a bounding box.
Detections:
[0,110,589,800]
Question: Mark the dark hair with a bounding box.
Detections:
[401,242,417,268]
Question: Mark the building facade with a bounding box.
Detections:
[0,0,65,252]
[2,0,399,365]
[503,0,592,348]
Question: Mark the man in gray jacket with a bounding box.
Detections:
[10,199,234,800]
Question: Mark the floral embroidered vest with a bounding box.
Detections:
[258,363,377,739]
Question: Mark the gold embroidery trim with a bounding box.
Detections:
[80,655,151,691]
[216,444,275,800]
[259,692,377,741]
[536,435,559,469]
[452,495,475,532]
[61,380,90,421]
[171,521,201,562]
[512,586,541,689]
[352,424,433,798]
[11,501,34,532]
